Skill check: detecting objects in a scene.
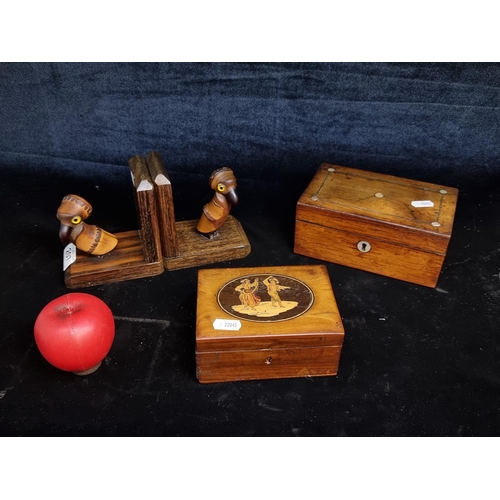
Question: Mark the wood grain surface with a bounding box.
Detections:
[64,230,165,288]
[196,346,342,383]
[295,220,445,287]
[295,163,459,287]
[146,151,179,258]
[164,216,251,271]
[129,155,163,264]
[196,264,344,383]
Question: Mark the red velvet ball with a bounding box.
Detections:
[34,293,115,375]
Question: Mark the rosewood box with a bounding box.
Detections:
[294,164,459,288]
[195,265,345,383]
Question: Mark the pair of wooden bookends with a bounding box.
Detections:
[59,152,251,288]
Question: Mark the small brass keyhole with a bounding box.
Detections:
[265,357,273,365]
[357,241,371,253]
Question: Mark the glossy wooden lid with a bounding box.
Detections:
[297,164,459,253]
[196,265,344,352]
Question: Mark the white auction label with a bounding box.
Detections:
[213,318,242,331]
[63,243,77,271]
[411,200,434,208]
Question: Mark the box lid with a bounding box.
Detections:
[296,164,459,254]
[196,265,344,353]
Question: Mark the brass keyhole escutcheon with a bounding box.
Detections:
[357,241,371,253]
[265,357,273,365]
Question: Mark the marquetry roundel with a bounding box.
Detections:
[216,273,315,323]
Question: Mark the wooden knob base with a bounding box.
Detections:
[73,361,102,376]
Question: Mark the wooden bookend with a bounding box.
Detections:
[145,151,251,271]
[64,151,251,286]
[63,157,165,288]
[129,155,163,263]
[146,151,179,258]
[163,215,251,271]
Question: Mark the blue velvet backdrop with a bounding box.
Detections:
[1,62,499,182]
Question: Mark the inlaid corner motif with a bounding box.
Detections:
[217,274,314,322]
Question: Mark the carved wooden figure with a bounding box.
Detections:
[197,167,238,237]
[61,162,165,288]
[61,152,250,287]
[57,194,118,256]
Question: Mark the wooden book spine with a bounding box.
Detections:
[128,155,162,263]
[146,151,179,258]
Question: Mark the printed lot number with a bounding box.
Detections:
[213,318,242,331]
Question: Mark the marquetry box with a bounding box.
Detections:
[294,164,459,288]
[195,265,344,383]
